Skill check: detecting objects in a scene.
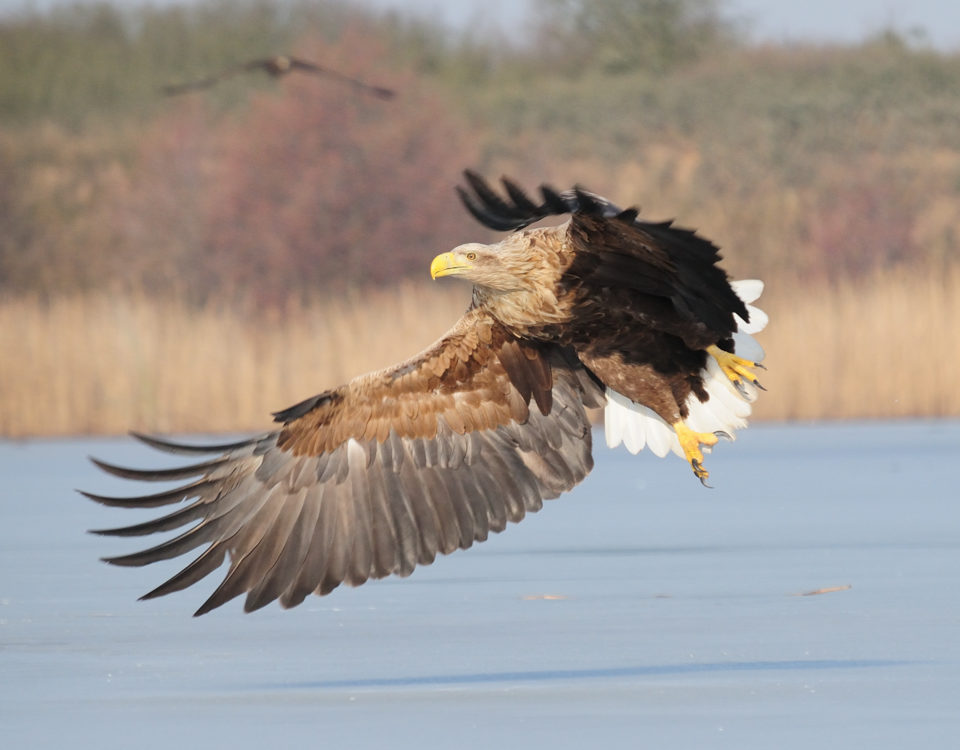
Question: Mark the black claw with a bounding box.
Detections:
[733,379,749,398]
[755,362,767,371]
[691,459,712,488]
[714,430,732,441]
[755,381,767,391]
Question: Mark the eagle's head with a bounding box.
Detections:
[431,233,554,294]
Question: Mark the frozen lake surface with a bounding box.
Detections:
[2,422,959,748]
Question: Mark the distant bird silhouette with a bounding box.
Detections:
[161,55,395,99]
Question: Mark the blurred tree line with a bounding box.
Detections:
[2,0,959,310]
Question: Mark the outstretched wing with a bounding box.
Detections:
[160,59,268,96]
[288,56,396,99]
[458,171,748,347]
[160,74,226,96]
[85,308,602,615]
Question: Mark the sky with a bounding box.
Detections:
[3,0,960,51]
[358,0,960,50]
[723,0,960,49]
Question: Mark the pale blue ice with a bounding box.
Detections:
[2,422,958,748]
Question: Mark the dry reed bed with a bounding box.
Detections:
[0,283,469,437]
[2,268,958,437]
[759,266,960,420]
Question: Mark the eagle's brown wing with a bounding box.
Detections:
[160,60,264,96]
[85,307,602,615]
[457,171,748,349]
[287,56,396,99]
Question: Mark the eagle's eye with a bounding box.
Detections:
[466,251,478,261]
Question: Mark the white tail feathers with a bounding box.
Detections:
[604,389,681,457]
[731,279,768,336]
[729,279,767,398]
[604,279,767,459]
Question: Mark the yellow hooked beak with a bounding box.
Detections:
[430,251,469,280]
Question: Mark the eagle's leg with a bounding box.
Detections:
[672,421,731,487]
[706,344,765,398]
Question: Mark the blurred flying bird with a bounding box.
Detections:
[161,54,395,99]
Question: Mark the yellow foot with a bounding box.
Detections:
[707,344,766,399]
[673,421,731,487]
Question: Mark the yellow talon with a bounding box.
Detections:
[707,344,765,397]
[673,421,726,486]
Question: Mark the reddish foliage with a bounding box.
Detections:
[112,100,220,296]
[119,27,480,309]
[804,169,921,278]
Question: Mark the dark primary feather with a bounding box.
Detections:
[90,455,229,482]
[457,170,624,231]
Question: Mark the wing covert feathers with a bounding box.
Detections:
[88,309,601,614]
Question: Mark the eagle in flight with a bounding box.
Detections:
[86,171,767,615]
[160,54,395,99]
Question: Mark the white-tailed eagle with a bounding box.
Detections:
[85,171,767,615]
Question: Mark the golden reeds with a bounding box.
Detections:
[0,283,469,437]
[756,265,960,421]
[2,267,957,438]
